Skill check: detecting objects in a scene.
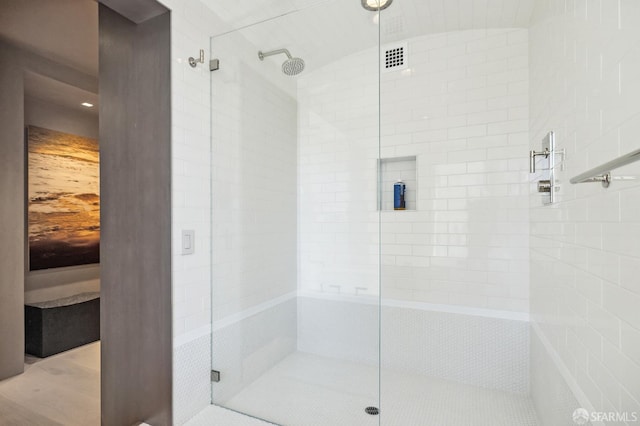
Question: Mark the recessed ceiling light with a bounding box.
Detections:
[81,102,93,107]
[361,0,392,11]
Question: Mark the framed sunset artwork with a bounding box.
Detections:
[27,125,100,271]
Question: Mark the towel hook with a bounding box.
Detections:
[189,49,205,68]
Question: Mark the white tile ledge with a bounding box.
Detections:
[176,290,529,350]
[531,322,603,426]
[301,290,530,322]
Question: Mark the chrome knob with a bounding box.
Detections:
[537,180,552,193]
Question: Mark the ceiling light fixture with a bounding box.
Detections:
[81,102,94,107]
[361,0,393,11]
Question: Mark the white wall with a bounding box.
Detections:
[168,0,215,345]
[208,25,298,406]
[163,0,298,423]
[529,0,640,424]
[298,28,531,313]
[160,0,218,423]
[296,28,532,395]
[167,0,640,423]
[297,47,379,298]
[380,29,531,312]
[210,31,297,321]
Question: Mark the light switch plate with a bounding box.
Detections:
[182,230,195,255]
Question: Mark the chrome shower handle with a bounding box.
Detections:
[529,148,550,173]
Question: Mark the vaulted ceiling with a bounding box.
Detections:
[205,0,535,73]
[0,0,536,97]
[206,0,535,36]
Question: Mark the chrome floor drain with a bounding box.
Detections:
[365,406,379,415]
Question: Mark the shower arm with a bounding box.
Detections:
[258,49,293,61]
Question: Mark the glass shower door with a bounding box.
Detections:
[377,1,538,425]
[209,2,381,424]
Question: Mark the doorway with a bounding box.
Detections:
[0,1,101,423]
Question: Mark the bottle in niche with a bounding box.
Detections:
[394,180,406,210]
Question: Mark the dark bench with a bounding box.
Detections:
[25,292,100,358]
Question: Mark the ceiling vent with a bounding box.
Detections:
[382,42,408,73]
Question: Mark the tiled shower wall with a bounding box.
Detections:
[298,28,531,312]
[161,0,219,423]
[296,28,532,395]
[149,0,640,423]
[297,47,380,297]
[208,26,298,410]
[209,31,297,322]
[164,1,300,422]
[379,28,531,312]
[529,0,640,424]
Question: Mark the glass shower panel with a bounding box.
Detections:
[378,1,537,425]
[209,2,380,424]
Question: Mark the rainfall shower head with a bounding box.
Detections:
[282,57,305,76]
[258,48,305,76]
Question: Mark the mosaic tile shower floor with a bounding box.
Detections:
[186,351,539,426]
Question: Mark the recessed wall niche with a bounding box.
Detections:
[379,156,417,211]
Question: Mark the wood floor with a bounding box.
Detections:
[0,342,100,425]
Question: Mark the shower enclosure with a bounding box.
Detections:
[208,1,534,425]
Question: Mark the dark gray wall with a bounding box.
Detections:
[100,0,168,24]
[0,42,26,381]
[99,4,172,425]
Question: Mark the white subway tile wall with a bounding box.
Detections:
[298,29,531,312]
[159,0,223,422]
[297,47,380,297]
[210,30,297,322]
[162,0,300,420]
[529,0,640,422]
[162,0,217,342]
[163,0,640,423]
